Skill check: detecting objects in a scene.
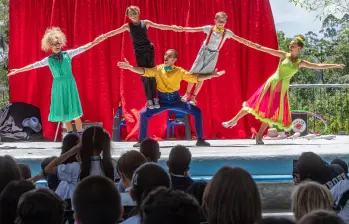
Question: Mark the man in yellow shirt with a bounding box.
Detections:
[118,49,225,147]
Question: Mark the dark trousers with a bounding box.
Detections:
[136,48,157,100]
[139,91,204,141]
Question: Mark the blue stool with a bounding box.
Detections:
[166,110,192,140]
[112,107,126,141]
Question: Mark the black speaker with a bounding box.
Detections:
[291,113,308,136]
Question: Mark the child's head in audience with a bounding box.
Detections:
[73,176,122,224]
[203,166,262,224]
[0,180,35,224]
[61,133,80,163]
[297,152,327,183]
[141,187,201,224]
[140,138,161,163]
[0,155,21,194]
[117,150,147,189]
[17,164,32,179]
[131,163,171,207]
[167,145,191,176]
[41,156,60,190]
[292,181,333,221]
[80,126,114,181]
[331,159,348,175]
[298,210,345,224]
[17,188,65,224]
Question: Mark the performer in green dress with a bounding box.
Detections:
[8,27,106,135]
[222,34,345,144]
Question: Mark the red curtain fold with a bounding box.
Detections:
[9,0,278,140]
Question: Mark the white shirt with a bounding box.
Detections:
[121,186,136,206]
[121,215,141,224]
[33,47,85,68]
[202,25,234,51]
[331,179,349,221]
[55,181,71,200]
[57,156,118,200]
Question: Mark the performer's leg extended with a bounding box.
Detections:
[171,102,209,146]
[138,102,208,146]
[222,108,249,128]
[139,107,168,142]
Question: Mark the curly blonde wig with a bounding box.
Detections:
[41,27,67,52]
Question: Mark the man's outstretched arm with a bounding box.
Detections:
[117,58,145,74]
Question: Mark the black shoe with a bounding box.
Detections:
[196,139,210,147]
[133,142,141,147]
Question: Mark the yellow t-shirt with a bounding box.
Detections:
[142,65,198,93]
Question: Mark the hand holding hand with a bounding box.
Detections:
[8,69,19,76]
[336,64,345,69]
[172,25,183,32]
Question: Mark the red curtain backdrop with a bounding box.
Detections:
[9,0,278,140]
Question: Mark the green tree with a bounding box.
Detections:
[289,0,349,20]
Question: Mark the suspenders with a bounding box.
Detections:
[205,27,226,51]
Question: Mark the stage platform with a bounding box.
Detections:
[1,136,349,179]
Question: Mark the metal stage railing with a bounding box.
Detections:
[289,84,349,134]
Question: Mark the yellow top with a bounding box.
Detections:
[142,65,198,93]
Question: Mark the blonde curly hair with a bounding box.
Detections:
[41,27,67,52]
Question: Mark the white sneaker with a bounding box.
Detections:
[189,98,197,106]
[181,94,189,102]
[147,100,155,109]
[153,98,160,109]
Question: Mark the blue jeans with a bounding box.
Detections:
[139,91,204,141]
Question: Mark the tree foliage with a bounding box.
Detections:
[289,0,349,20]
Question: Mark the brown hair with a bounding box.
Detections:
[291,181,333,221]
[215,12,228,20]
[294,34,306,48]
[117,150,147,180]
[298,210,345,224]
[125,6,140,16]
[41,27,67,52]
[17,164,32,179]
[0,156,21,194]
[202,166,262,224]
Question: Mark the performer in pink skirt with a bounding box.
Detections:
[222,35,345,144]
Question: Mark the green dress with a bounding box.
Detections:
[47,51,83,122]
[243,54,301,130]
